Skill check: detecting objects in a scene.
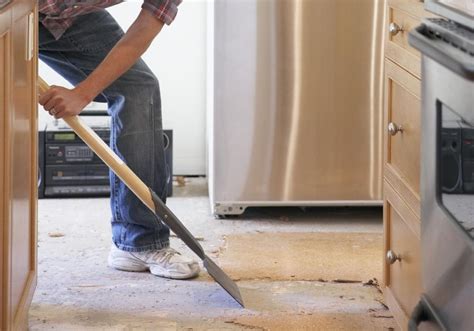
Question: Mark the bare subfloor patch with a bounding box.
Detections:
[218,232,383,282]
[223,312,395,331]
[29,280,395,331]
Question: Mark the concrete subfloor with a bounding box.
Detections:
[30,178,397,330]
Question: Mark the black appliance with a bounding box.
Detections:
[441,121,463,193]
[461,123,474,192]
[39,117,173,198]
[441,120,474,194]
[409,1,474,330]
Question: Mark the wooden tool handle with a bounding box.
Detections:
[37,77,155,211]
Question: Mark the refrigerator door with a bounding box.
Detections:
[210,0,385,215]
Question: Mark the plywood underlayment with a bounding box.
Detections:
[218,232,383,282]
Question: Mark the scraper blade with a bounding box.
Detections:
[150,190,245,307]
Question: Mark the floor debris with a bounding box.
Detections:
[47,232,65,238]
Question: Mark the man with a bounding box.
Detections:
[38,0,200,279]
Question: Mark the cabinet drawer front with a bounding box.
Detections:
[385,5,422,77]
[384,182,421,318]
[388,7,420,57]
[384,60,421,197]
[388,0,429,20]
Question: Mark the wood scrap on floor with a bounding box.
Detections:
[175,176,186,187]
[47,232,65,238]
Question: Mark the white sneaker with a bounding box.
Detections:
[108,245,200,279]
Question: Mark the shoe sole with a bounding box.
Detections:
[149,264,200,280]
[108,257,148,272]
[108,257,200,280]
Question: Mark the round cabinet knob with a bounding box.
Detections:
[388,122,403,136]
[386,250,401,264]
[389,22,403,36]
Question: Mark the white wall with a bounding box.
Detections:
[39,0,208,175]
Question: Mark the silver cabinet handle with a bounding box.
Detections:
[388,122,403,136]
[386,250,401,264]
[389,22,403,36]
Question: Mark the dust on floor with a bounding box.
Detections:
[29,178,397,330]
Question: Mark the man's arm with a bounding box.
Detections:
[39,9,164,118]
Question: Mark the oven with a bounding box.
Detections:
[409,1,474,330]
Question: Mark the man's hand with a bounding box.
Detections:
[39,85,91,119]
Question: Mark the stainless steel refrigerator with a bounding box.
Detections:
[208,0,385,216]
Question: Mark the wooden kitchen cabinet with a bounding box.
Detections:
[383,183,422,326]
[0,0,38,330]
[382,1,434,329]
[384,59,421,217]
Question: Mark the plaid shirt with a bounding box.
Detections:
[39,0,182,39]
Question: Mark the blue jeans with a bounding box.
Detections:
[39,10,170,252]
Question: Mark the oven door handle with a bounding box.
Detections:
[408,295,447,331]
[409,24,474,80]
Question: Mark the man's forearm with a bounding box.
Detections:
[75,9,164,102]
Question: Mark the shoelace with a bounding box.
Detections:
[143,247,180,265]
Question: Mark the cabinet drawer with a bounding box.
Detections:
[384,60,421,204]
[383,182,421,320]
[388,0,429,20]
[388,6,420,57]
[385,4,422,77]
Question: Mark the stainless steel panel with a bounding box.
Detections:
[421,56,474,331]
[425,0,474,29]
[212,0,385,208]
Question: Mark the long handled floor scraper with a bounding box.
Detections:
[38,78,244,308]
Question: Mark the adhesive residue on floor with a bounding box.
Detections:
[218,232,383,283]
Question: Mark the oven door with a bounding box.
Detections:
[409,23,474,331]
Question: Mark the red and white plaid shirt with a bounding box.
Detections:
[39,0,182,39]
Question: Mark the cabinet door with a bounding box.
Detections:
[1,1,38,330]
[383,182,422,328]
[384,59,421,217]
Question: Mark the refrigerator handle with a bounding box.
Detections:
[408,296,447,331]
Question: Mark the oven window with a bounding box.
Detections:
[439,104,474,239]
